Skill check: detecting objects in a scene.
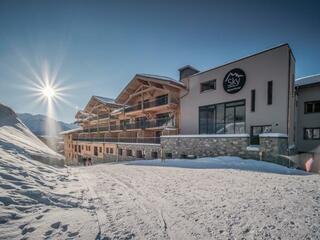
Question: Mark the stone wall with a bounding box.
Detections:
[161,134,290,166]
[161,134,250,159]
[116,143,161,161]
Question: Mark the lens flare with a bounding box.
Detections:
[42,85,56,99]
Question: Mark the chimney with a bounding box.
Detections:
[178,65,199,82]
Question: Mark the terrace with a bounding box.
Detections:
[72,136,161,144]
[81,117,174,133]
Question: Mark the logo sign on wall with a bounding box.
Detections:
[223,68,246,94]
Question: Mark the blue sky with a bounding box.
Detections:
[0,0,319,122]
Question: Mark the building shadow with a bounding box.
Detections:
[124,156,309,176]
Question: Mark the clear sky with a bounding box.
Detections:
[0,0,319,122]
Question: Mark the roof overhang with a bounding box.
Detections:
[115,74,186,104]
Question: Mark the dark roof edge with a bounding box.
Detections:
[193,43,292,77]
[296,82,320,88]
[178,65,200,72]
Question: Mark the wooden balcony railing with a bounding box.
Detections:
[124,95,170,113]
[81,117,174,133]
[72,136,161,144]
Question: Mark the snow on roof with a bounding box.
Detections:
[93,96,117,105]
[138,73,176,81]
[295,74,320,87]
[60,127,83,135]
[137,73,185,87]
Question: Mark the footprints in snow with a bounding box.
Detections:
[44,221,78,238]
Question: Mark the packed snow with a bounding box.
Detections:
[69,158,319,239]
[1,156,320,239]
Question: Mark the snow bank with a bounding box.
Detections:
[125,157,306,175]
[0,104,97,238]
[0,103,64,166]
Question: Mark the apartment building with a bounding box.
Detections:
[63,74,185,164]
[62,43,319,169]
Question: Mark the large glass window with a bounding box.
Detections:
[199,100,245,134]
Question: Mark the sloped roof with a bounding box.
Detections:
[137,73,185,87]
[92,96,119,105]
[60,127,83,135]
[115,74,185,104]
[295,74,320,87]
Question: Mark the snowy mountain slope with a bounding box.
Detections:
[18,113,77,137]
[0,104,64,166]
[0,103,98,239]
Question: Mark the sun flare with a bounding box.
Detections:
[42,85,56,99]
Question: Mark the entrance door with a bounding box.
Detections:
[94,146,98,156]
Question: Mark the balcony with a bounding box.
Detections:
[81,117,174,133]
[125,95,174,114]
[72,136,161,144]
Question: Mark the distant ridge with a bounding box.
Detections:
[18,113,77,137]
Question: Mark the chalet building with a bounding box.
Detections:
[62,74,185,164]
[62,43,319,170]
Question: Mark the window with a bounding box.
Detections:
[99,147,102,153]
[304,128,320,140]
[136,150,143,158]
[118,148,123,156]
[199,100,245,134]
[155,94,168,106]
[120,119,130,130]
[156,112,171,127]
[94,147,98,156]
[110,148,114,154]
[305,101,320,114]
[200,80,216,92]
[82,146,84,150]
[251,89,255,112]
[78,145,81,153]
[267,81,273,105]
[151,151,158,159]
[250,125,272,145]
[106,148,109,154]
[165,152,172,159]
[127,149,132,157]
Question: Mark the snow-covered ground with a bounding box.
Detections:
[72,158,320,240]
[1,156,320,239]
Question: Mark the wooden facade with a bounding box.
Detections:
[62,74,185,164]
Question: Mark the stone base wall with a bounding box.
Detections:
[116,143,161,161]
[161,134,290,167]
[161,135,250,159]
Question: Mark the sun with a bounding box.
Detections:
[42,84,56,99]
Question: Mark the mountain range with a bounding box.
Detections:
[18,113,77,137]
